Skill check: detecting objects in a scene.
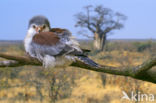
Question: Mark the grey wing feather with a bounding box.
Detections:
[31,39,82,57]
[77,56,99,67]
[30,41,65,57]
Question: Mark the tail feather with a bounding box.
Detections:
[77,56,99,67]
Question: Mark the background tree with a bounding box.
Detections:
[74,5,127,51]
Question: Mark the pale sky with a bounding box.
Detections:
[0,0,156,40]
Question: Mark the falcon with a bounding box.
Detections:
[24,15,98,68]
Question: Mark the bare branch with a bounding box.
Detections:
[102,22,123,35]
[80,33,94,39]
[0,53,41,66]
[0,53,156,84]
[0,60,19,67]
[85,5,96,33]
[74,5,96,33]
[77,31,94,39]
[133,57,156,76]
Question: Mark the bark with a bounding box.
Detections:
[93,32,101,50]
[101,34,106,51]
[0,53,156,84]
[93,32,107,51]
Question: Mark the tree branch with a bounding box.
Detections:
[0,53,156,83]
[0,60,19,67]
[85,5,96,33]
[80,33,94,39]
[77,31,94,39]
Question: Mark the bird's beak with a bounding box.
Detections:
[36,26,43,33]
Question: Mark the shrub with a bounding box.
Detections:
[133,41,152,52]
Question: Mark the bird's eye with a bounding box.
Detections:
[43,25,46,29]
[32,25,36,29]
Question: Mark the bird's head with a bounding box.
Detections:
[28,15,50,35]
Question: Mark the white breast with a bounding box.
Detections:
[24,28,36,55]
[24,34,32,53]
